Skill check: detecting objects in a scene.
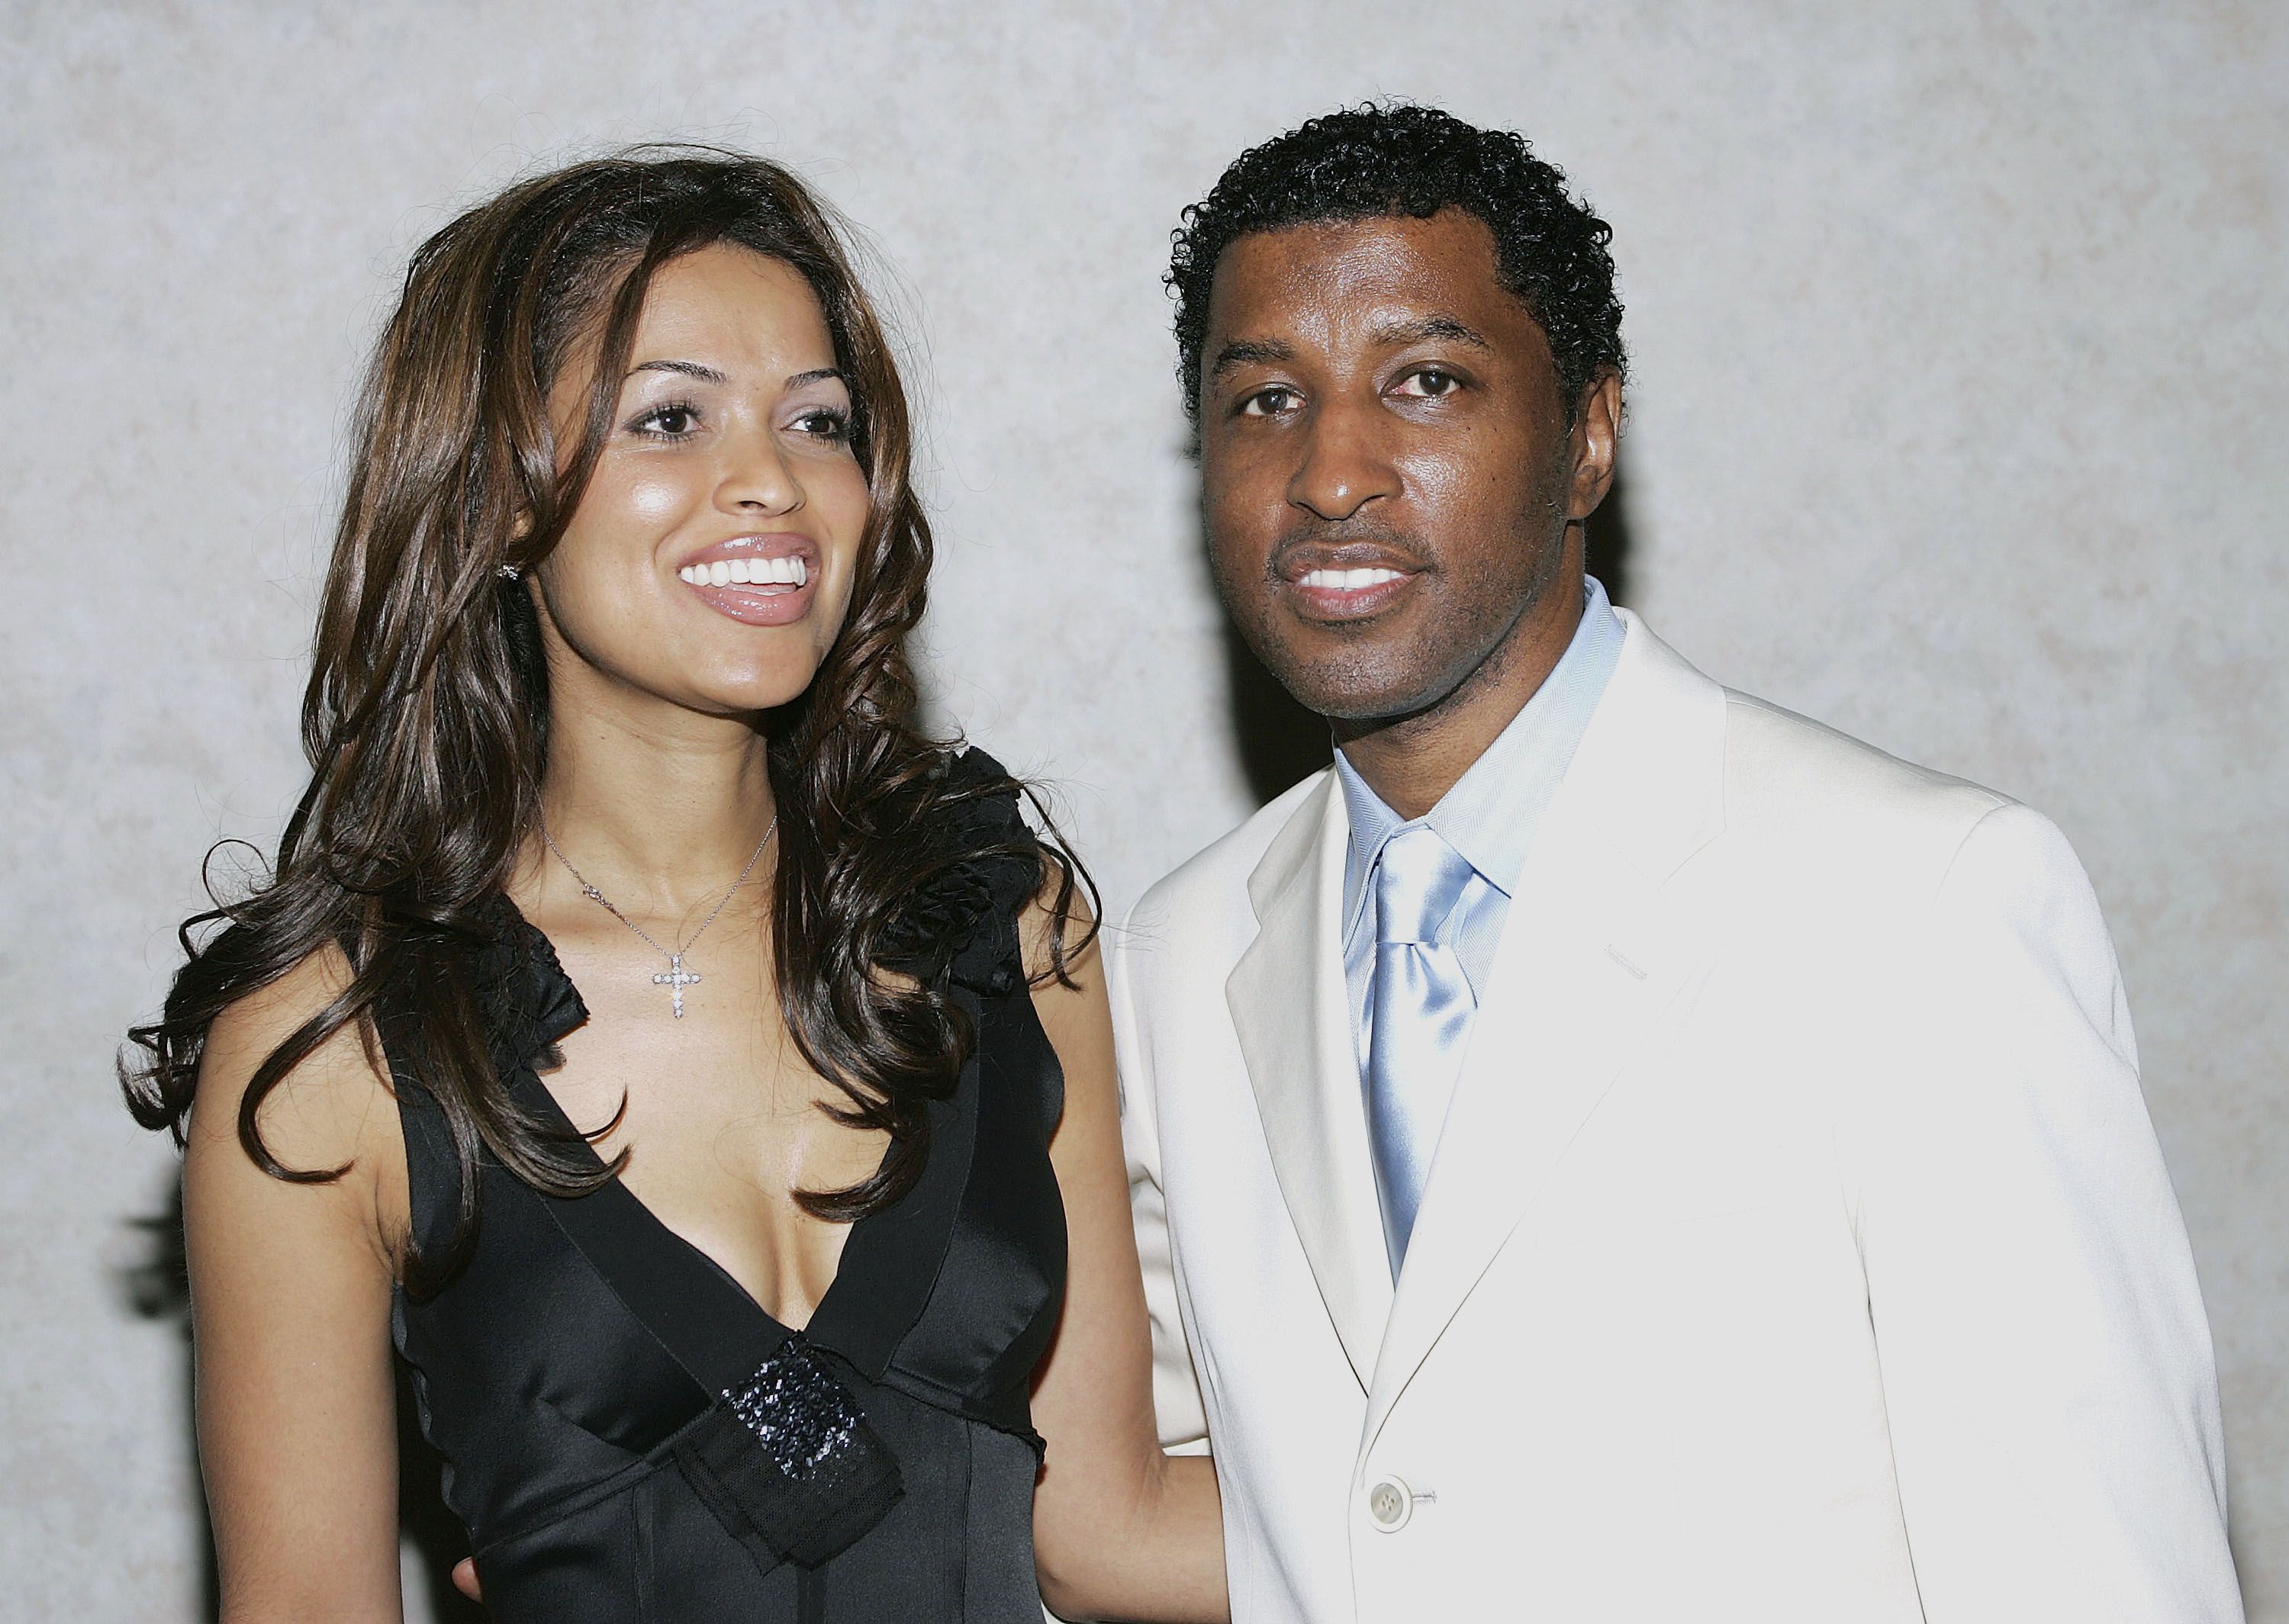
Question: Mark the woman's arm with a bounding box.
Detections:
[1026,906,1228,1623]
[182,950,408,1623]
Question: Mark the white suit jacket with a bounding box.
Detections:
[1109,612,2240,1623]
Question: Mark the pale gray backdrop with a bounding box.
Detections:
[2,2,2282,1619]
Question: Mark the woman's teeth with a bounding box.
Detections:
[680,556,809,588]
[1300,567,1406,590]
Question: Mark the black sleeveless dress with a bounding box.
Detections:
[381,755,1067,1622]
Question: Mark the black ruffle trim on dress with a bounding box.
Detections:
[877,748,1041,1001]
[472,896,591,1083]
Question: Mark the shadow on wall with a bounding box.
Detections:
[1585,455,1636,619]
[121,1174,483,1622]
[1214,455,1640,808]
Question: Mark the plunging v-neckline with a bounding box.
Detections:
[493,899,904,1349]
[517,1066,875,1340]
[488,893,985,1385]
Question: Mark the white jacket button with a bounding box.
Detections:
[1367,1475,1412,1531]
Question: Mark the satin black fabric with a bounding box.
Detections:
[383,754,1067,1622]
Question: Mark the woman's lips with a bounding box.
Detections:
[678,555,816,627]
[1283,564,1420,622]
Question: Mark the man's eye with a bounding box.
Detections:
[1238,386,1298,417]
[1394,368,1460,398]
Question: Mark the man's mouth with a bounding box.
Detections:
[1278,555,1424,622]
[1296,566,1408,592]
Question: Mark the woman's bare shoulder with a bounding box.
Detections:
[1019,858,1100,989]
[190,943,404,1241]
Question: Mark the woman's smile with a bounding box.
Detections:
[674,532,822,625]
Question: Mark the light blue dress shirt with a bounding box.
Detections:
[1334,574,1627,1066]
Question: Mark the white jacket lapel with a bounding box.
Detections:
[1363,615,1729,1439]
[1226,773,1392,1390]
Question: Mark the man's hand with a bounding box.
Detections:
[452,1557,482,1603]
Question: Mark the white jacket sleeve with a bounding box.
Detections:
[1852,802,2241,1622]
[1106,914,1210,1453]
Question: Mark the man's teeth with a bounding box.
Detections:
[679,556,810,587]
[1300,567,1406,590]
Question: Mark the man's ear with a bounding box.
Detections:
[1566,370,1623,521]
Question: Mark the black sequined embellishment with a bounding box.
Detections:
[673,1333,906,1571]
[723,1336,866,1481]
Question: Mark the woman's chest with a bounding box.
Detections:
[539,989,893,1330]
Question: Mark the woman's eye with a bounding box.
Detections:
[630,403,700,439]
[790,407,852,441]
[1394,367,1460,398]
[1238,386,1298,417]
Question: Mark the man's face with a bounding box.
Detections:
[1196,207,1615,724]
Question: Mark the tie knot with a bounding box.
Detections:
[1373,824,1473,947]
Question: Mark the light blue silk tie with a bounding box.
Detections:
[1365,824,1477,1275]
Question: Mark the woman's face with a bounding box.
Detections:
[531,243,871,719]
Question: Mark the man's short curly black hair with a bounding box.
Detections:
[1167,102,1625,422]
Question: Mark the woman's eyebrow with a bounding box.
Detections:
[626,358,729,384]
[623,360,845,389]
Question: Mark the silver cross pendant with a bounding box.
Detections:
[653,952,701,1018]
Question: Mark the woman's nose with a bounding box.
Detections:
[718,426,805,516]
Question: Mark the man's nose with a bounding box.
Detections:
[717,425,806,517]
[1286,398,1399,523]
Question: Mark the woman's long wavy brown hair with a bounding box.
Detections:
[122,149,1090,1294]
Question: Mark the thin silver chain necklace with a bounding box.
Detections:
[539,817,777,1018]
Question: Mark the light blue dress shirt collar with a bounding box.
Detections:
[1334,574,1626,1011]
